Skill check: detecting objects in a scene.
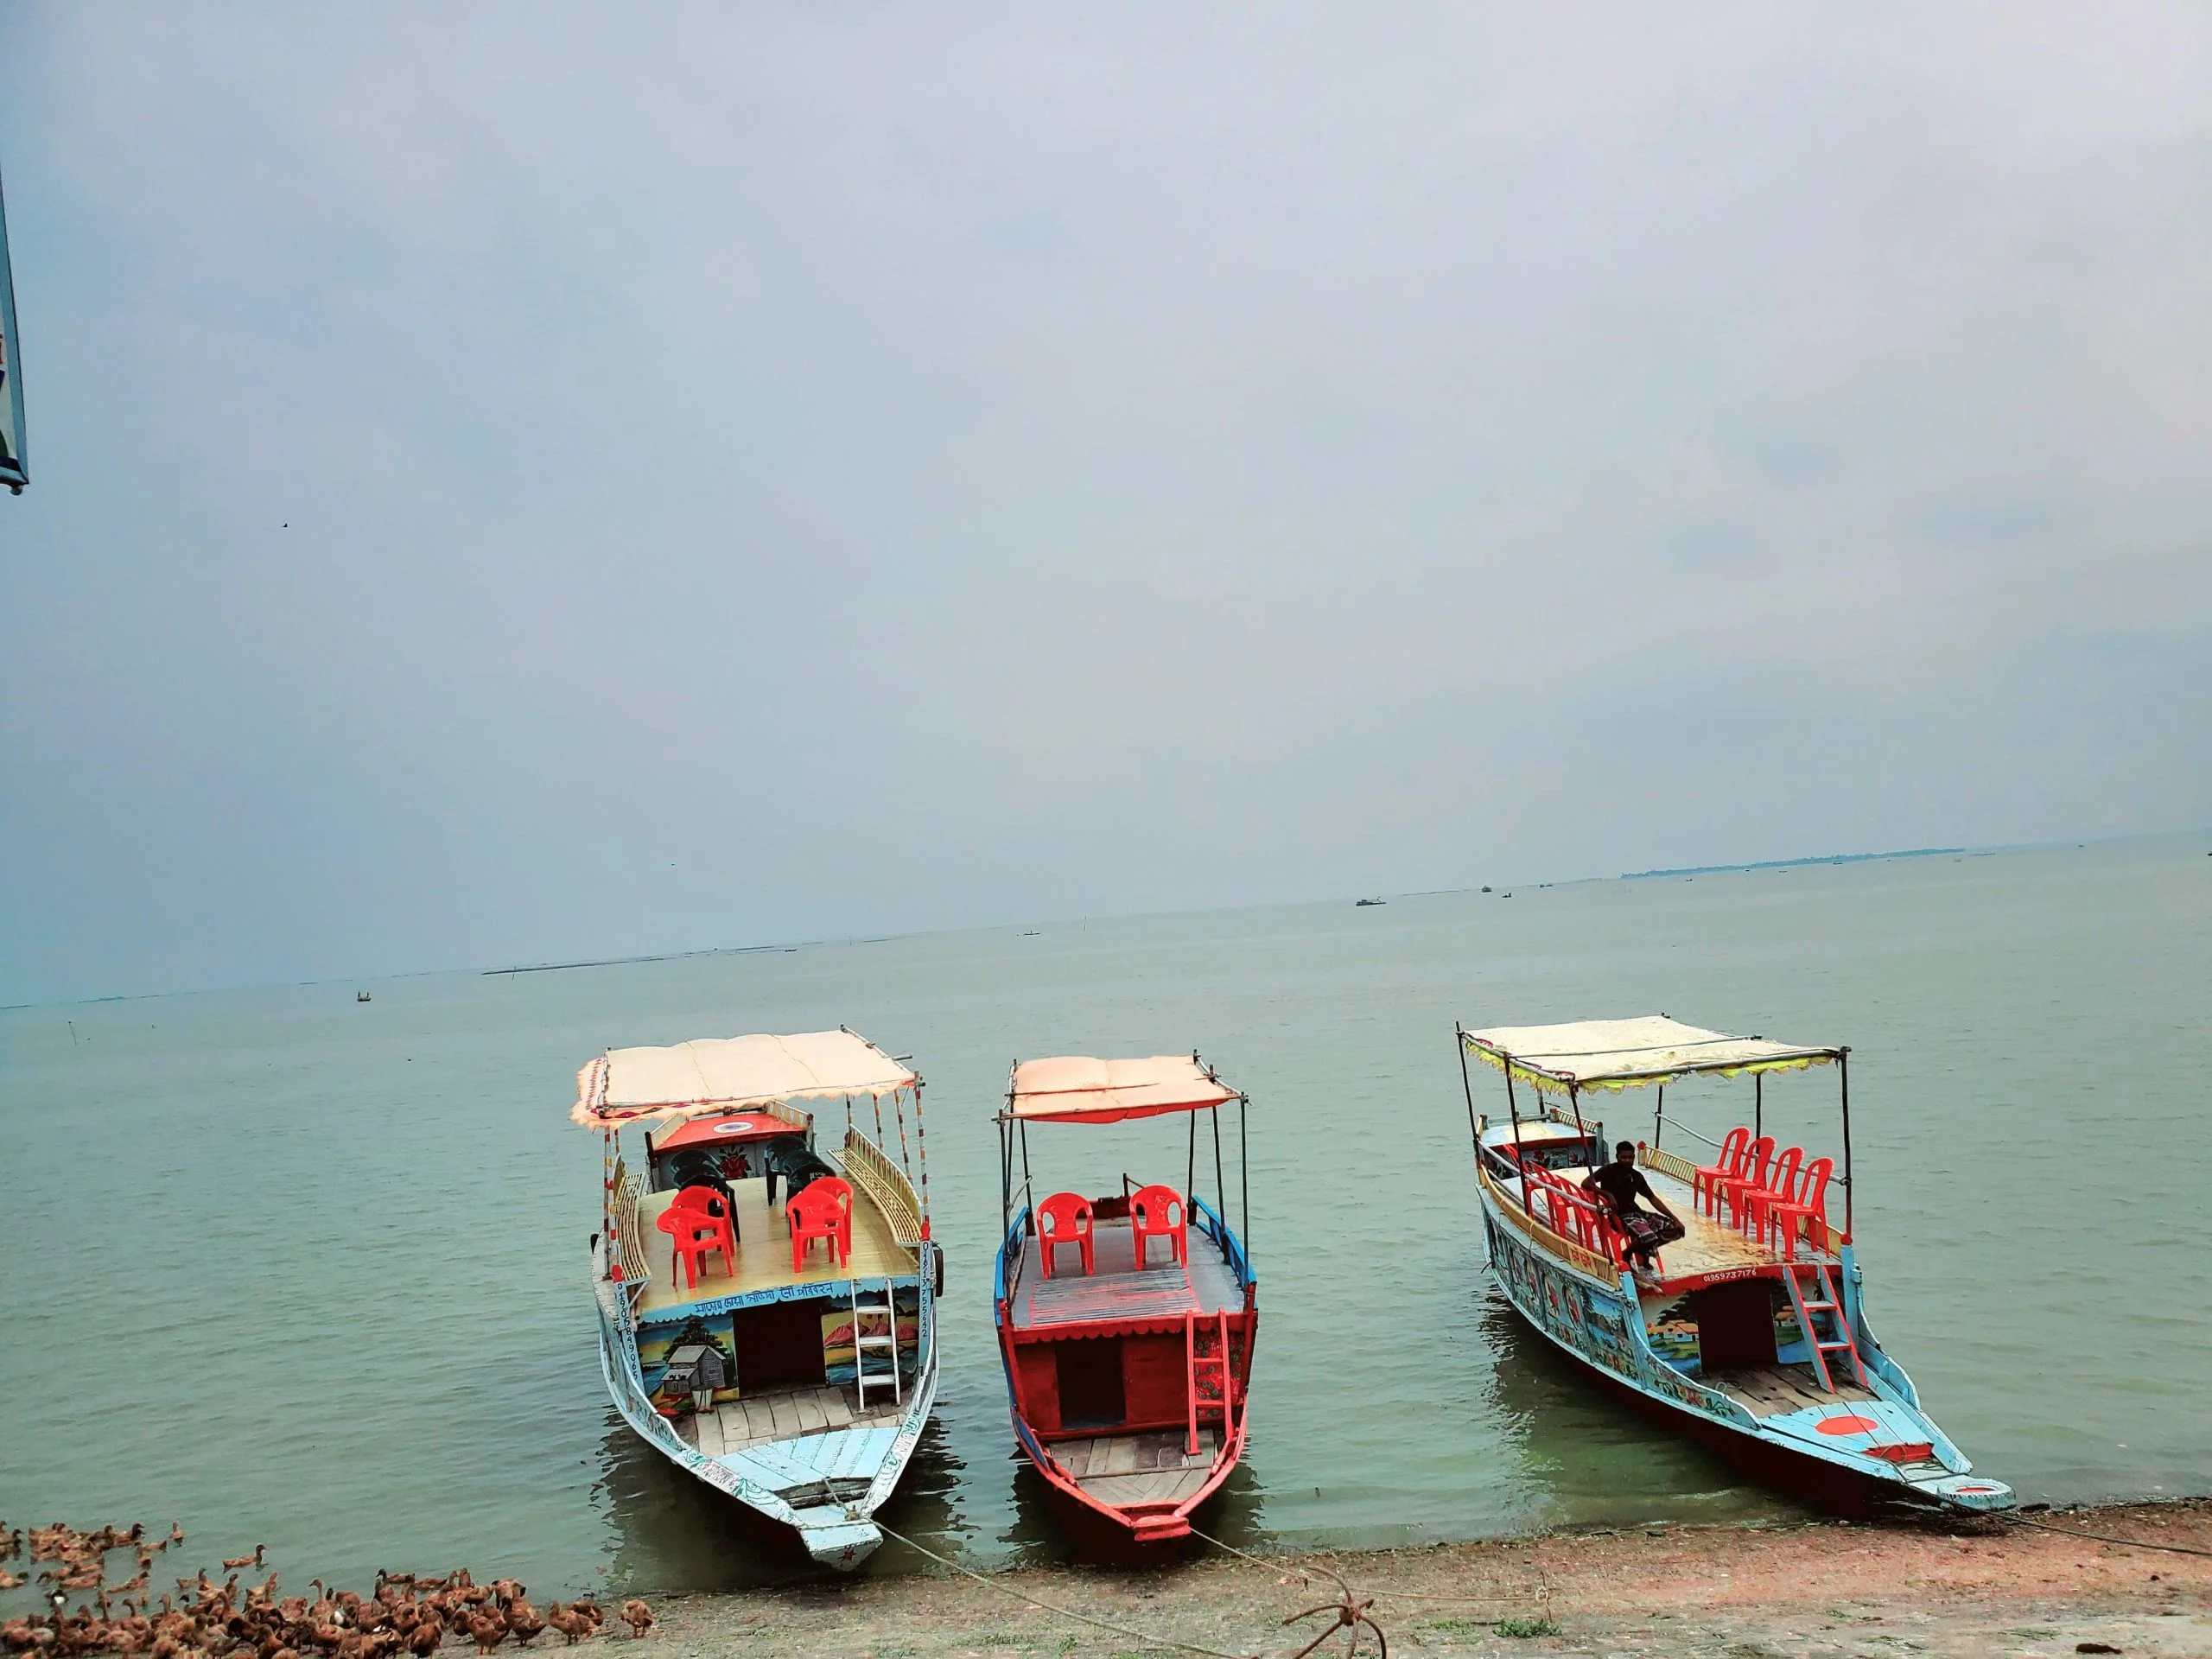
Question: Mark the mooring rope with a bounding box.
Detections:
[870,1522,1256,1659]
[1189,1526,1533,1612]
[1993,1510,2212,1559]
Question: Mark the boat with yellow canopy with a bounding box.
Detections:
[1457,1014,2011,1516]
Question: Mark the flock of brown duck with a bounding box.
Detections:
[0,1526,652,1659]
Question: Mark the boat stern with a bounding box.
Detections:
[793,1509,884,1569]
[1907,1471,2015,1512]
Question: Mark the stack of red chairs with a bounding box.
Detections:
[658,1185,737,1289]
[787,1175,855,1271]
[1760,1155,1834,1258]
[1741,1145,1803,1238]
[1714,1135,1777,1230]
[1692,1128,1751,1217]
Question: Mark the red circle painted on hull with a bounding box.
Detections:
[1815,1414,1880,1436]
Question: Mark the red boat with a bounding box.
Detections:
[993,1053,1258,1548]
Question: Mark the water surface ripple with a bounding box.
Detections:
[4,837,2207,1591]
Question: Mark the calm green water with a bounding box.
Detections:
[4,836,2209,1594]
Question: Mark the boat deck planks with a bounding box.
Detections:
[1713,1363,1875,1419]
[1046,1428,1218,1507]
[1007,1219,1243,1332]
[635,1171,917,1317]
[676,1384,905,1455]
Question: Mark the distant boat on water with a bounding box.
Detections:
[1355,897,1386,907]
[356,992,371,1002]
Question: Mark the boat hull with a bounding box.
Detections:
[1479,1192,2011,1518]
[593,1241,941,1570]
[995,1317,1256,1549]
[992,1199,1259,1551]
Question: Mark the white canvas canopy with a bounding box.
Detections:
[573,1028,916,1127]
[1463,1015,1840,1094]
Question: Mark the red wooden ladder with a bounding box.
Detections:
[1783,1260,1866,1391]
[1185,1308,1233,1457]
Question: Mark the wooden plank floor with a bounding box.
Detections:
[1047,1428,1218,1507]
[635,1171,916,1317]
[1713,1362,1876,1419]
[1009,1220,1244,1332]
[677,1383,906,1456]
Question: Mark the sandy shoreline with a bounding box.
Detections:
[654,1501,2212,1657]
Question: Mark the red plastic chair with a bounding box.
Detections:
[1129,1184,1188,1269]
[787,1176,853,1272]
[1715,1135,1776,1230]
[1741,1146,1804,1240]
[1691,1127,1751,1217]
[1035,1192,1095,1279]
[1550,1170,1635,1269]
[671,1181,737,1256]
[1764,1156,1834,1259]
[658,1192,735,1290]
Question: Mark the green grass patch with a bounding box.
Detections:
[1493,1615,1561,1638]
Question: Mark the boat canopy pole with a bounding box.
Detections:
[1839,1049,1853,1239]
[1238,1094,1250,1261]
[1455,1022,1480,1151]
[1211,1106,1226,1224]
[1568,1080,1586,1136]
[1187,1111,1198,1211]
[1019,1119,1033,1224]
[1754,1073,1764,1141]
[999,1115,1011,1228]
[912,1080,931,1241]
[1652,1084,1664,1149]
[1503,1049,1531,1213]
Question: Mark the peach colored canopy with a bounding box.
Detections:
[1006,1054,1241,1125]
[572,1028,915,1128]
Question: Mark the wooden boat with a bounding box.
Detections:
[578,1029,942,1570]
[1456,1015,2012,1518]
[993,1054,1258,1548]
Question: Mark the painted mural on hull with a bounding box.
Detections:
[1483,1211,1751,1428]
[1479,1206,2011,1514]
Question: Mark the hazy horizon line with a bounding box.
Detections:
[7,824,2203,1017]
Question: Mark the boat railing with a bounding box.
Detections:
[610,1165,649,1287]
[1654,1119,1730,1153]
[1641,1144,1704,1186]
[1191,1196,1254,1287]
[1478,1154,1624,1281]
[840,1126,925,1247]
[995,1205,1031,1308]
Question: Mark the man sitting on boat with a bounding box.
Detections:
[1582,1141,1686,1271]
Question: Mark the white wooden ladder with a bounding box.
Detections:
[850,1278,903,1410]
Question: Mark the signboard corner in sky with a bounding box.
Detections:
[0,163,28,496]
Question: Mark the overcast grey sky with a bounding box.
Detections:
[2,4,2208,1006]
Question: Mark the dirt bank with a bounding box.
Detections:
[657,1500,2212,1658]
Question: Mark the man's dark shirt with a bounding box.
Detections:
[1586,1161,1656,1216]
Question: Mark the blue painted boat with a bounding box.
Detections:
[579,1029,942,1570]
[1456,1015,2012,1518]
